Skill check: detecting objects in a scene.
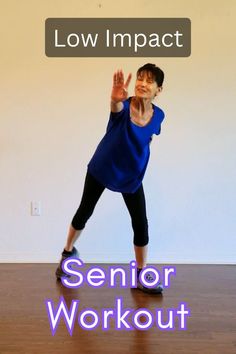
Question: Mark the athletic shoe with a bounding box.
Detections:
[55,247,79,281]
[137,271,164,294]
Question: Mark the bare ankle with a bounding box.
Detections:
[64,246,73,252]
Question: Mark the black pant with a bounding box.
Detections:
[71,171,149,247]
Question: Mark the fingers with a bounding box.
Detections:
[113,69,132,88]
[113,69,123,86]
[124,73,132,89]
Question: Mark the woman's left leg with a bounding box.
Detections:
[122,185,163,294]
[122,184,149,268]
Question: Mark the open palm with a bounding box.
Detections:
[111,70,132,103]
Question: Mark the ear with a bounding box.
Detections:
[155,86,163,96]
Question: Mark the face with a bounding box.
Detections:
[135,71,162,100]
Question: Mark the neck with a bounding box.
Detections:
[132,96,152,114]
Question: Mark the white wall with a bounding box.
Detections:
[0,0,235,263]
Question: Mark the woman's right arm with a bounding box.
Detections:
[110,70,132,113]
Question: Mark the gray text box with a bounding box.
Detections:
[45,18,191,57]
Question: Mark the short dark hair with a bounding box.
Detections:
[137,63,164,87]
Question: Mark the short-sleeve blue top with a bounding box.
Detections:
[87,97,165,193]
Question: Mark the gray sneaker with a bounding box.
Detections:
[55,247,79,281]
[137,272,163,294]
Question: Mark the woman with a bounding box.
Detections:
[56,63,165,294]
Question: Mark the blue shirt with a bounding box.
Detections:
[87,97,165,193]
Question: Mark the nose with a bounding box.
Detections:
[140,80,147,87]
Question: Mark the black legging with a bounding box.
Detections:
[71,171,149,247]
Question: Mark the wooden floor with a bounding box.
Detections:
[0,264,236,354]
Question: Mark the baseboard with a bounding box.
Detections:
[0,251,235,264]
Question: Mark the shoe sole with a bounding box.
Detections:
[137,285,163,295]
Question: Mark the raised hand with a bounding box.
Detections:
[111,70,132,103]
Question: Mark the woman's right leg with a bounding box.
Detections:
[65,170,106,251]
[56,170,105,279]
[64,225,82,252]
